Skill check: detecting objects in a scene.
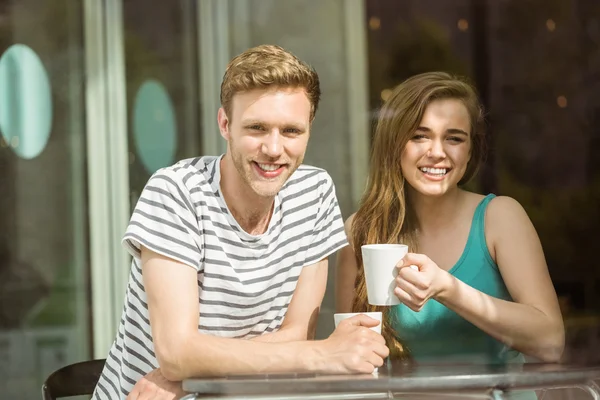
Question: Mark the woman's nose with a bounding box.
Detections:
[427,139,446,159]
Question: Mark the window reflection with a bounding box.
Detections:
[366,0,600,364]
[0,44,53,160]
[0,0,598,398]
[132,79,177,174]
[0,0,90,398]
[123,0,201,207]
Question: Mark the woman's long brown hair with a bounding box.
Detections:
[351,72,486,359]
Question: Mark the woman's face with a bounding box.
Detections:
[401,98,472,197]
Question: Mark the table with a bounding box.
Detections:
[180,362,600,400]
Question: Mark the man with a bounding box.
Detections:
[92,44,388,400]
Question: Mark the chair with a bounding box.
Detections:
[41,359,105,400]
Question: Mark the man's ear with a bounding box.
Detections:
[217,107,230,140]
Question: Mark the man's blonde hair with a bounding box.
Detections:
[220,44,321,121]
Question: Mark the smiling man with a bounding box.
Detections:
[92,45,389,400]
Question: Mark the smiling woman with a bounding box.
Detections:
[401,98,472,196]
[336,72,564,399]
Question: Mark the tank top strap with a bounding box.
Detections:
[471,193,497,266]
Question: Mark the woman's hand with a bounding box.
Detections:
[393,253,453,312]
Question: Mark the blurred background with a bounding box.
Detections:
[0,0,599,398]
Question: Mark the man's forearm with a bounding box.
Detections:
[250,326,308,343]
[163,331,324,380]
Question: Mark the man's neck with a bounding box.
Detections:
[219,157,275,235]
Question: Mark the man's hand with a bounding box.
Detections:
[319,314,389,374]
[126,368,186,400]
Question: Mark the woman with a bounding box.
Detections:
[336,72,565,369]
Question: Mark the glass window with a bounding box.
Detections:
[365,0,600,363]
[0,0,91,397]
[123,0,202,206]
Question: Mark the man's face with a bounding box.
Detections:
[218,87,312,198]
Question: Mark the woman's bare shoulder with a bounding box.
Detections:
[344,213,357,245]
[487,195,529,221]
[345,212,357,229]
[485,195,533,244]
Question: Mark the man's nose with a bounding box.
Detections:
[261,130,283,158]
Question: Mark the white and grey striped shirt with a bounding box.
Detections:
[92,155,348,399]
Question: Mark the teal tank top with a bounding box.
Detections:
[390,194,526,365]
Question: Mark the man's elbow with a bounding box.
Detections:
[156,358,185,382]
[154,335,191,381]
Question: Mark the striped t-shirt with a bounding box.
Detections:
[92,155,348,399]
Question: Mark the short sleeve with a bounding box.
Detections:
[304,173,349,265]
[122,169,203,272]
